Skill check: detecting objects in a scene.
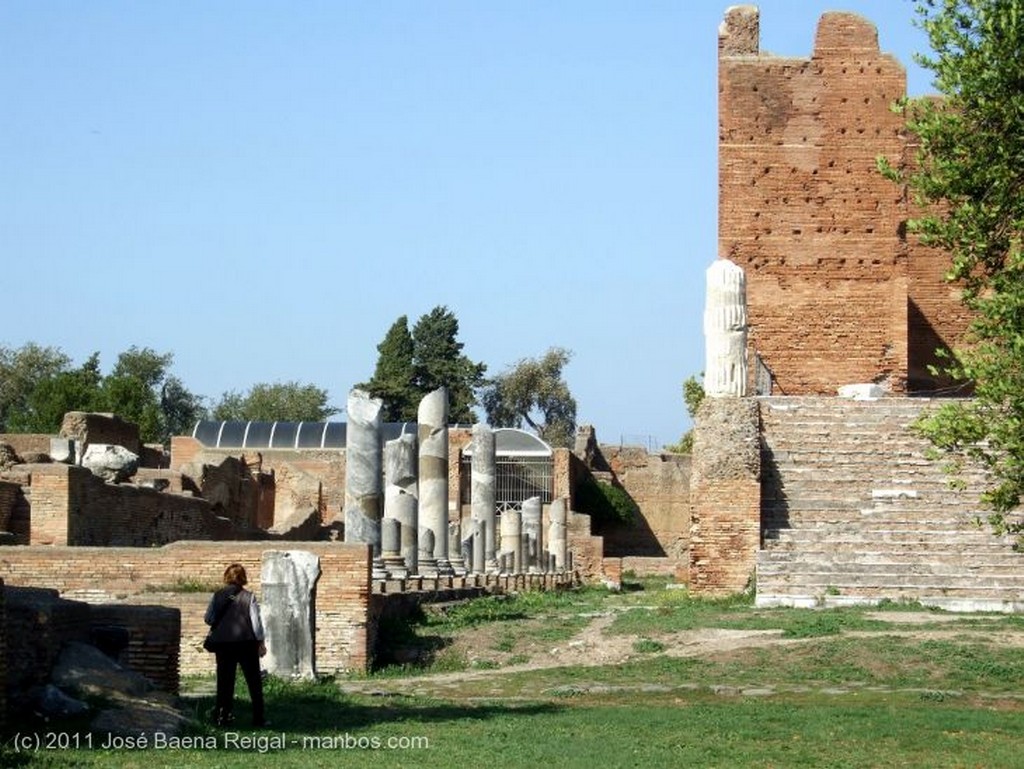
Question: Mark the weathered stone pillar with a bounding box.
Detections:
[704,259,748,397]
[260,551,320,679]
[448,521,467,576]
[522,496,542,573]
[500,510,522,574]
[380,518,408,579]
[548,496,568,571]
[418,529,437,576]
[343,389,384,563]
[418,387,452,575]
[383,433,418,575]
[470,423,498,569]
[468,519,485,574]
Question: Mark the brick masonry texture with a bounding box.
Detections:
[0,541,374,676]
[688,398,761,595]
[718,8,972,395]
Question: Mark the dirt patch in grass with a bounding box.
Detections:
[349,596,1024,703]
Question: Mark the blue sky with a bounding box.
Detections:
[1,1,931,447]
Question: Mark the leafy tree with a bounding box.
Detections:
[665,375,705,454]
[0,343,70,431]
[878,0,1024,530]
[0,343,203,444]
[98,347,174,442]
[161,375,207,438]
[479,347,577,448]
[360,315,419,422]
[6,353,103,433]
[212,382,337,422]
[410,306,486,424]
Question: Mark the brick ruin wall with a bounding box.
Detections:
[598,446,690,572]
[0,541,374,678]
[688,398,760,595]
[718,8,972,395]
[27,463,265,547]
[0,433,51,458]
[171,437,344,529]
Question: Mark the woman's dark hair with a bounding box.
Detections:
[223,563,248,586]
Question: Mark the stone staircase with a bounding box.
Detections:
[757,396,1024,611]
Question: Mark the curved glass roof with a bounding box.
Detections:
[465,428,553,457]
[191,420,415,450]
[190,421,551,456]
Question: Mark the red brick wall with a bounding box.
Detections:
[598,447,690,564]
[0,541,373,675]
[689,479,760,595]
[688,399,761,595]
[29,464,259,547]
[88,604,181,694]
[0,434,51,456]
[718,8,970,394]
[0,481,19,533]
[173,440,345,527]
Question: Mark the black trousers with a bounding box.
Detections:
[214,641,264,723]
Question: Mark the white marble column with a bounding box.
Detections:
[548,496,568,571]
[418,387,452,575]
[704,259,748,397]
[470,423,498,571]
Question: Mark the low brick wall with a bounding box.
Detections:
[28,464,267,546]
[0,541,374,676]
[0,433,52,457]
[89,604,181,694]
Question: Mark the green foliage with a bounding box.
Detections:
[479,347,577,448]
[665,374,705,454]
[359,315,419,421]
[877,1,1024,533]
[212,381,336,422]
[5,352,103,433]
[574,478,639,526]
[411,306,486,423]
[0,343,203,444]
[0,342,71,431]
[362,306,486,423]
[632,638,665,653]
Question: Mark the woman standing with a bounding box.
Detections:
[205,563,268,727]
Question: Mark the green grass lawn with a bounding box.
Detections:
[4,579,1024,768]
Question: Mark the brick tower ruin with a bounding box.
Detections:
[717,6,973,395]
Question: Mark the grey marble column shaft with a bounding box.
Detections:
[470,423,497,567]
[343,389,384,555]
[522,496,542,572]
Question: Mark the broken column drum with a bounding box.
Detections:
[343,389,384,553]
[383,432,418,575]
[500,509,523,574]
[521,496,542,572]
[418,387,452,573]
[704,258,748,398]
